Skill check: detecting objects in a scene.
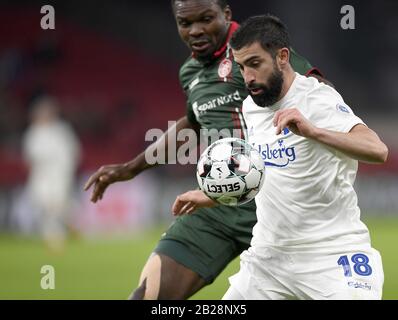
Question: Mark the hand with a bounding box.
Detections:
[84,163,134,203]
[273,108,317,138]
[172,190,217,216]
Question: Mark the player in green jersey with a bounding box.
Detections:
[84,0,324,299]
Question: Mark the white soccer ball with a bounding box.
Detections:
[196,138,265,206]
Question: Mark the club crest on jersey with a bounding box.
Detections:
[218,58,232,78]
[336,103,350,113]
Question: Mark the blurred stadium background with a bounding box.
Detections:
[0,0,397,299]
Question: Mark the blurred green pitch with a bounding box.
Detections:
[0,217,397,300]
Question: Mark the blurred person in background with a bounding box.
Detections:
[23,96,80,253]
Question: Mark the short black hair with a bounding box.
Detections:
[171,0,228,11]
[230,14,290,57]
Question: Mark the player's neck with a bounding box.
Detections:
[279,67,296,101]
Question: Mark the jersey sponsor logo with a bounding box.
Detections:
[254,139,296,167]
[193,90,242,116]
[347,281,372,291]
[218,58,233,78]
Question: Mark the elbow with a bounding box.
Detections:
[375,143,389,163]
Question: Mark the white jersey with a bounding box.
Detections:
[23,120,80,207]
[243,73,369,253]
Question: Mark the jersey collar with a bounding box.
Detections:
[213,21,239,59]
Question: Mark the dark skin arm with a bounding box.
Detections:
[84,116,200,202]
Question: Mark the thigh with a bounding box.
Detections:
[227,249,297,300]
[294,248,384,300]
[130,253,206,300]
[156,209,243,283]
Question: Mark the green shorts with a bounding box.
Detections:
[154,200,257,283]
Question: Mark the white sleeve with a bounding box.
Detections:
[305,86,365,133]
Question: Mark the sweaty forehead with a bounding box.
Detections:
[174,0,220,18]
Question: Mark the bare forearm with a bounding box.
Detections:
[125,116,199,176]
[84,117,198,201]
[312,125,388,163]
[124,152,153,177]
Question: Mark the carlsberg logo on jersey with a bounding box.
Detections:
[254,139,296,167]
[193,90,242,116]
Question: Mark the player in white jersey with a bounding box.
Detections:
[172,15,388,300]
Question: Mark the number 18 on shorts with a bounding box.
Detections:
[335,249,384,299]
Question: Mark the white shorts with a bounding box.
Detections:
[223,246,384,300]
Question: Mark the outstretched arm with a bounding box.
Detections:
[84,116,200,203]
[273,109,388,163]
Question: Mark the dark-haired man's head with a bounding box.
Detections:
[230,15,291,107]
[171,0,228,10]
[172,0,231,62]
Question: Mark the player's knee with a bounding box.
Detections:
[129,252,206,300]
[155,254,207,299]
[129,253,162,300]
[129,278,147,300]
[129,277,161,300]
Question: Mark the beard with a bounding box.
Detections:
[247,66,284,107]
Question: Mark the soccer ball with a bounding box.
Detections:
[196,138,265,206]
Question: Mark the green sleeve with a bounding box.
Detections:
[179,60,200,126]
[289,48,323,77]
[186,101,199,126]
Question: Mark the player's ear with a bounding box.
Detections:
[224,5,232,23]
[277,48,290,68]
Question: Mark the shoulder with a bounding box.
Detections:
[55,121,78,139]
[179,57,201,89]
[57,120,72,131]
[309,87,346,113]
[297,75,361,128]
[298,74,345,108]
